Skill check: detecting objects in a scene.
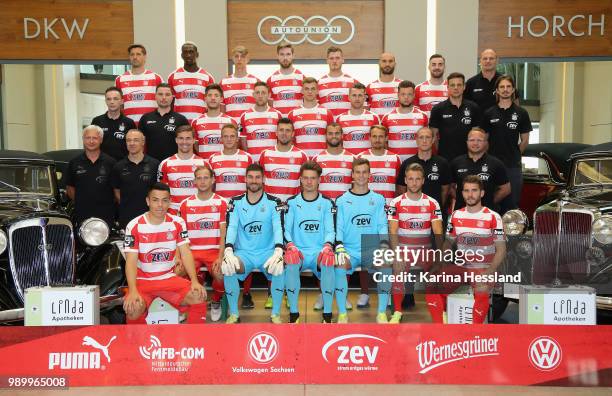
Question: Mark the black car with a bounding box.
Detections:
[0,150,125,323]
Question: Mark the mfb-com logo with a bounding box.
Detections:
[248,332,279,364]
[49,335,117,370]
[529,336,562,371]
[321,334,386,371]
[139,335,204,373]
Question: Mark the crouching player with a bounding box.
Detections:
[178,165,227,322]
[222,163,285,323]
[425,175,506,324]
[335,158,389,323]
[284,161,336,323]
[123,182,207,324]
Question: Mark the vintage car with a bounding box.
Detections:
[0,150,125,324]
[502,142,612,318]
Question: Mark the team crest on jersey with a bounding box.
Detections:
[369,199,375,206]
[166,232,174,240]
[289,157,295,164]
[421,206,428,213]
[482,164,488,173]
[385,162,390,168]
[235,161,241,167]
[362,121,368,126]
[292,80,297,86]
[512,113,518,121]
[342,82,347,88]
[317,204,321,211]
[477,221,484,227]
[99,166,107,176]
[316,114,321,120]
[169,117,175,124]
[119,123,125,131]
[341,162,347,167]
[432,164,438,172]
[211,206,218,212]
[268,119,273,124]
[464,108,470,117]
[261,206,266,212]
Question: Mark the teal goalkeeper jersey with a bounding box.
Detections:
[335,189,388,253]
[284,193,335,254]
[225,192,284,252]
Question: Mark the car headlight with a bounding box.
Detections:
[0,230,7,255]
[79,218,110,246]
[592,216,612,245]
[502,209,528,236]
[585,246,605,267]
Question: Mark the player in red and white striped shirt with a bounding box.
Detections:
[259,118,308,202]
[221,46,259,125]
[313,123,354,200]
[357,125,401,204]
[382,80,429,162]
[414,54,448,118]
[387,163,444,323]
[167,42,215,123]
[288,77,334,158]
[158,126,209,215]
[123,182,206,324]
[115,44,163,126]
[267,43,303,117]
[367,53,401,115]
[178,166,227,321]
[336,83,381,155]
[208,124,253,199]
[240,81,282,163]
[318,46,357,118]
[192,84,237,159]
[426,175,506,324]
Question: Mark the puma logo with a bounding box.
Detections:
[82,336,117,363]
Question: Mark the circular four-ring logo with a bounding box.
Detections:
[257,15,355,45]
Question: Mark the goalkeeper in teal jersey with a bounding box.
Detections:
[284,161,336,323]
[335,157,391,323]
[222,163,285,324]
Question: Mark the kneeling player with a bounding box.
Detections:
[178,166,227,322]
[284,161,336,323]
[123,183,207,324]
[425,175,506,324]
[222,164,285,323]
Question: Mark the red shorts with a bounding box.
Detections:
[192,250,220,275]
[137,276,192,308]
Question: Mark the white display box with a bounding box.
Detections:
[519,285,596,325]
[446,285,488,324]
[146,297,180,324]
[25,285,99,326]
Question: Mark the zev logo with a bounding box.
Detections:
[248,332,279,364]
[529,336,562,371]
[299,219,319,232]
[321,334,386,370]
[244,221,263,235]
[351,214,371,227]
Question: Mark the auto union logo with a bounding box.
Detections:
[257,15,355,46]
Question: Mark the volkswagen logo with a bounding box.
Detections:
[248,332,279,364]
[257,15,355,46]
[528,336,562,371]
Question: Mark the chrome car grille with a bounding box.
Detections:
[8,217,75,301]
[532,209,592,284]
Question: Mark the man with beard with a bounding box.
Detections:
[267,43,303,117]
[465,49,503,112]
[414,54,448,118]
[92,86,136,160]
[221,46,260,125]
[367,53,402,115]
[111,129,160,228]
[192,84,237,160]
[382,80,429,162]
[168,42,215,123]
[313,123,354,201]
[222,164,285,323]
[318,46,357,118]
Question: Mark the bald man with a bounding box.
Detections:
[367,52,402,115]
[465,49,503,112]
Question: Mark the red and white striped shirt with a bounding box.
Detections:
[357,149,401,203]
[447,207,505,269]
[191,113,237,159]
[167,67,215,123]
[220,74,259,123]
[158,154,209,214]
[208,150,253,198]
[382,107,429,162]
[313,150,354,200]
[178,194,227,251]
[115,70,163,125]
[336,110,380,155]
[124,213,189,281]
[318,73,356,118]
[367,79,401,115]
[288,105,334,158]
[388,193,442,249]
[240,106,282,163]
[259,146,308,202]
[267,69,303,117]
[414,80,448,117]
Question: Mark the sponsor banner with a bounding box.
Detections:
[0,324,610,386]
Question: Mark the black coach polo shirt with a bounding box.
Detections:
[429,98,481,163]
[450,153,508,210]
[465,71,502,113]
[91,113,136,160]
[482,104,532,168]
[111,154,160,228]
[65,152,116,226]
[139,110,189,161]
[397,154,451,206]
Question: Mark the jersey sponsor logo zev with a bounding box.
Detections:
[299,219,320,232]
[528,336,562,371]
[351,214,372,227]
[321,334,386,371]
[49,335,117,370]
[416,336,500,374]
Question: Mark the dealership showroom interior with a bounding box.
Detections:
[0,0,611,394]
